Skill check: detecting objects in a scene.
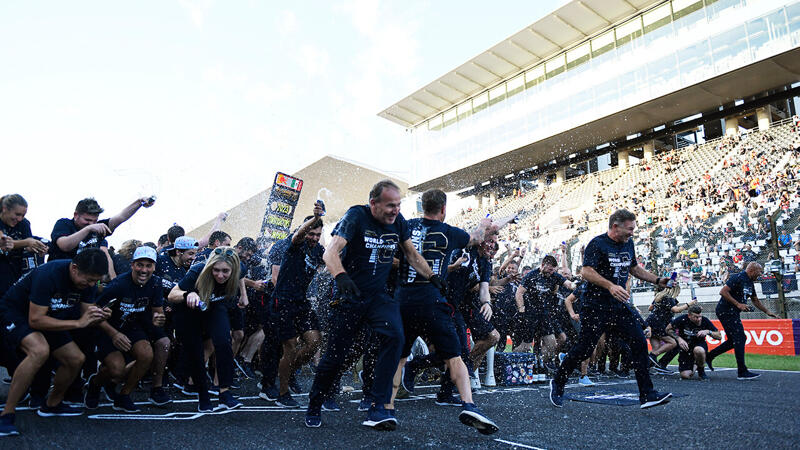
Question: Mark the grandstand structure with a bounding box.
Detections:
[380,0,800,317]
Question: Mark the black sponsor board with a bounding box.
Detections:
[258,172,303,249]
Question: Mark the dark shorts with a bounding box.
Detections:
[464,306,495,341]
[141,319,168,342]
[227,302,245,332]
[244,292,268,335]
[678,341,708,372]
[276,299,319,342]
[645,316,669,337]
[0,311,73,352]
[399,302,460,360]
[516,312,554,342]
[548,313,563,335]
[96,323,149,360]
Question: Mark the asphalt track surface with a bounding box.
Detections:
[1,366,798,449]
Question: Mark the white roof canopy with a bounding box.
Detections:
[379,0,663,127]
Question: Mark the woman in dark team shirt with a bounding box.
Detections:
[0,194,48,296]
[645,285,696,368]
[86,246,167,411]
[168,246,244,412]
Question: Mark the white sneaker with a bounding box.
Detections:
[578,375,595,386]
[470,376,482,390]
[558,353,566,364]
[483,373,496,387]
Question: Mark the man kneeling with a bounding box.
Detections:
[665,305,721,380]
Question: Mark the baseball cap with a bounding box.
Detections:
[174,236,199,250]
[132,246,157,263]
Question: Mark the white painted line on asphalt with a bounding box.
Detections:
[494,438,546,449]
[712,367,800,374]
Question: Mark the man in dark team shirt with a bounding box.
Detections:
[550,209,673,410]
[645,286,695,370]
[48,197,155,273]
[665,305,721,380]
[192,230,232,266]
[390,189,498,435]
[706,262,778,380]
[0,194,49,296]
[272,204,325,408]
[85,246,168,411]
[515,255,575,368]
[305,180,441,430]
[256,237,291,402]
[0,249,109,436]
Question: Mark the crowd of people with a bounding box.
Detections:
[0,177,783,438]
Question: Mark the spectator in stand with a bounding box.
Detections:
[690,261,703,280]
[778,229,792,249]
[741,244,758,264]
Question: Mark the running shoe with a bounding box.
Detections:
[321,399,341,412]
[84,374,101,409]
[276,393,300,408]
[0,414,19,437]
[358,397,373,412]
[149,387,172,406]
[362,405,397,431]
[549,379,564,408]
[37,402,83,417]
[305,406,322,428]
[578,375,595,386]
[459,403,499,435]
[401,365,417,394]
[640,391,672,409]
[435,393,463,407]
[217,391,242,410]
[259,384,279,402]
[113,394,141,413]
[289,374,303,394]
[737,371,760,380]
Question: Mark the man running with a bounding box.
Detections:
[550,209,672,410]
[706,262,779,379]
[390,189,498,434]
[272,204,325,407]
[305,180,441,430]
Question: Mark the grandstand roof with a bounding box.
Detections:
[378,0,662,127]
[411,47,800,192]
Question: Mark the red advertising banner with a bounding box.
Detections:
[705,319,796,356]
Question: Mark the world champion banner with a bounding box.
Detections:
[258,172,303,249]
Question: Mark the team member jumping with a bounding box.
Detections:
[550,209,672,410]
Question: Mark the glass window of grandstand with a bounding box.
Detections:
[506,74,525,103]
[710,24,748,74]
[747,9,791,61]
[590,30,616,72]
[488,84,506,107]
[642,2,673,47]
[615,16,644,61]
[672,0,707,35]
[472,91,489,116]
[428,114,442,131]
[442,107,457,128]
[788,3,800,44]
[704,0,745,22]
[545,55,566,79]
[456,100,472,122]
[679,39,712,85]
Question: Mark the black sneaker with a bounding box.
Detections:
[305,405,322,428]
[640,391,672,409]
[259,384,279,402]
[321,399,341,412]
[362,405,397,431]
[208,385,220,396]
[706,357,715,372]
[113,394,141,413]
[648,353,660,367]
[103,382,119,403]
[239,361,257,379]
[180,383,199,397]
[217,391,242,410]
[549,379,564,408]
[198,395,213,413]
[698,371,709,381]
[0,414,19,437]
[29,394,45,409]
[358,396,374,412]
[737,371,760,380]
[459,403,499,435]
[276,393,300,408]
[401,365,417,394]
[149,387,172,406]
[289,374,303,395]
[434,393,462,407]
[38,402,83,417]
[84,375,101,409]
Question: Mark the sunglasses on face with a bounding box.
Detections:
[213,247,235,257]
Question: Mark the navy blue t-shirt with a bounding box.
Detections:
[0,218,34,295]
[96,271,164,327]
[273,235,324,303]
[177,261,246,304]
[646,296,678,329]
[0,260,97,320]
[48,218,110,261]
[717,271,755,315]
[446,246,491,309]
[570,281,589,314]
[671,314,717,346]
[398,218,470,287]
[494,281,519,318]
[268,239,290,270]
[331,205,410,298]
[154,253,188,295]
[520,268,566,314]
[192,248,212,266]
[582,233,637,309]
